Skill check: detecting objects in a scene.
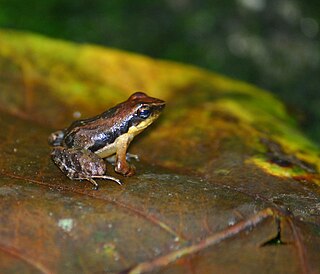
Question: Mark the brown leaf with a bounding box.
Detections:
[0,30,319,274]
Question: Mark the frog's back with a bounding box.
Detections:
[49,91,165,156]
[63,108,133,152]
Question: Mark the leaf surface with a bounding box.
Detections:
[0,30,319,274]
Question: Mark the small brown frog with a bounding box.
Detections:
[48,92,165,190]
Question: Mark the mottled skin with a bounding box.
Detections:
[49,92,165,190]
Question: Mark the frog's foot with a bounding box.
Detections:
[86,176,122,190]
[115,161,136,177]
[86,178,100,190]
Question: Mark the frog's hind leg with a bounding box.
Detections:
[91,175,121,185]
[50,146,83,179]
[51,146,121,190]
[86,176,122,190]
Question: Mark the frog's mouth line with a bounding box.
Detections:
[130,115,159,133]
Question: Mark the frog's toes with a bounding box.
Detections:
[115,162,136,177]
[86,178,99,190]
[93,175,122,185]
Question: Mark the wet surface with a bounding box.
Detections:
[0,30,319,273]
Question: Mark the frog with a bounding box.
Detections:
[48,92,165,190]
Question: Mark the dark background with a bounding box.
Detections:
[0,0,319,143]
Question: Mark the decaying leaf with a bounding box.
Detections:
[0,29,319,274]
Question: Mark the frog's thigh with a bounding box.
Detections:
[51,147,106,179]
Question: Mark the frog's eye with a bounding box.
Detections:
[137,107,151,119]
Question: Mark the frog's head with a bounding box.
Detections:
[127,92,165,133]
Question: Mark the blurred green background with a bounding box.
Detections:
[0,0,319,143]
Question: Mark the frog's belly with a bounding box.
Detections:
[95,143,117,158]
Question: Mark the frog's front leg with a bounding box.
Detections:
[114,135,136,176]
[51,147,121,190]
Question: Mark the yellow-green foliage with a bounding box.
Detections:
[0,29,319,185]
